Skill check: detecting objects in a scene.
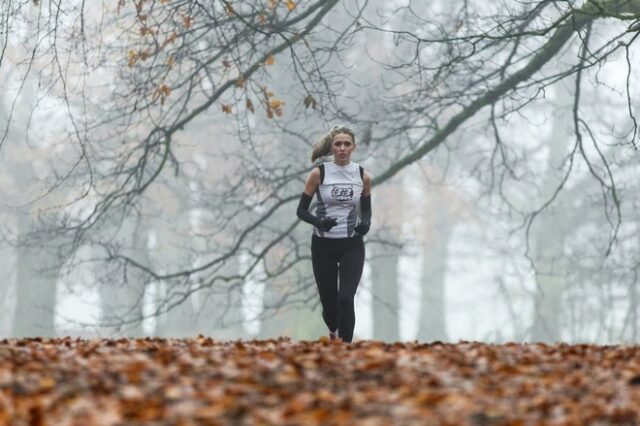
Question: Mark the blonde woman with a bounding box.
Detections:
[296,125,372,343]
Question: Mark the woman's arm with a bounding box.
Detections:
[296,168,337,231]
[355,172,371,236]
[362,171,371,198]
[302,167,321,197]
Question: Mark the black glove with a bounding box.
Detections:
[356,195,371,236]
[315,217,338,232]
[354,221,370,236]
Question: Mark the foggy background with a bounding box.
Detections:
[1,0,639,343]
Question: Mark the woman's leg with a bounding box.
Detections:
[337,238,365,343]
[311,238,339,333]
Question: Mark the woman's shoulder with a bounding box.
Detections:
[313,156,333,167]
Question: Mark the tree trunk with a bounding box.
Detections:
[370,242,401,342]
[6,22,59,337]
[99,218,147,337]
[0,168,16,337]
[530,77,573,342]
[417,198,451,342]
[257,236,326,340]
[153,224,196,337]
[155,280,196,337]
[193,256,246,340]
[531,228,567,342]
[13,213,58,337]
[0,229,15,337]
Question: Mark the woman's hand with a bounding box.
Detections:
[315,217,338,232]
[354,221,370,236]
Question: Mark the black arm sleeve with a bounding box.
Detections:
[296,192,319,226]
[360,194,371,223]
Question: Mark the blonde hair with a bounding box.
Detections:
[310,125,356,163]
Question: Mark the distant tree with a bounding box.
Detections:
[2,0,640,339]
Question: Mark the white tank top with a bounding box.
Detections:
[314,161,364,239]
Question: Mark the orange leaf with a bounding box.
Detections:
[286,0,296,11]
[269,99,284,109]
[39,377,56,391]
[246,99,255,113]
[139,26,153,36]
[221,104,232,114]
[160,32,177,49]
[128,50,138,67]
[265,55,275,66]
[139,49,151,61]
[159,85,171,96]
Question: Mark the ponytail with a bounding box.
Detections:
[310,133,333,163]
[310,125,356,163]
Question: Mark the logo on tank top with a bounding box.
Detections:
[331,185,354,201]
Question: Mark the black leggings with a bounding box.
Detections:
[311,235,365,343]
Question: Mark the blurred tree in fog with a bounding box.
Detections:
[2,0,640,341]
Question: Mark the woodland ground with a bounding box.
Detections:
[1,337,640,425]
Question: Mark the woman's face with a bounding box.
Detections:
[331,132,355,164]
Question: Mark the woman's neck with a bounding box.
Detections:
[333,159,351,166]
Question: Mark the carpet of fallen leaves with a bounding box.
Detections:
[2,337,640,425]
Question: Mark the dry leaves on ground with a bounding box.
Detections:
[2,337,640,425]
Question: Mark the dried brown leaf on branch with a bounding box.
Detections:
[2,338,640,424]
[304,93,317,110]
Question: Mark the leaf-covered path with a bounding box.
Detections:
[2,337,640,425]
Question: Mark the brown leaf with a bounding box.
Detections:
[303,94,317,109]
[182,15,192,28]
[4,338,640,425]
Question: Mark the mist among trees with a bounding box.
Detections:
[1,0,640,343]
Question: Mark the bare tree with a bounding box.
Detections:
[2,0,640,340]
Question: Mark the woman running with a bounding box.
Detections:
[296,125,372,343]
